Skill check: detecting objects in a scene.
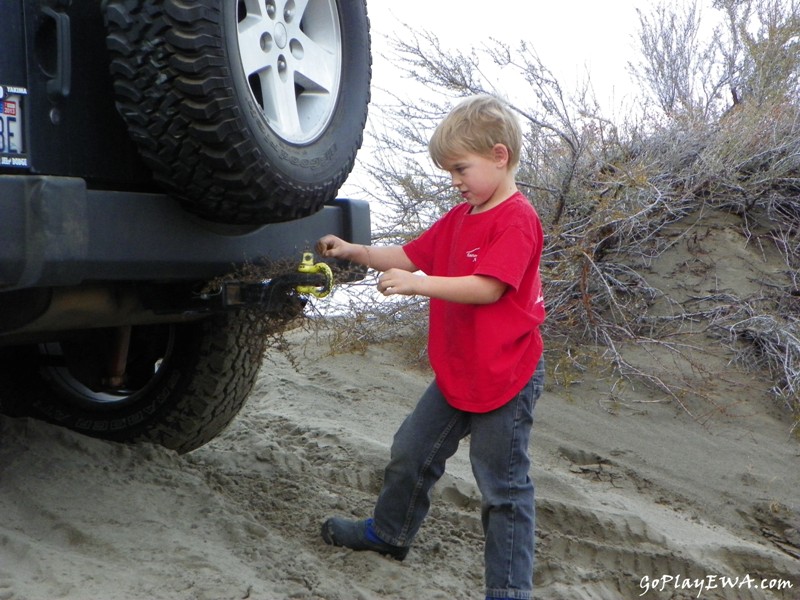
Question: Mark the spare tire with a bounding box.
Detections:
[103,0,371,224]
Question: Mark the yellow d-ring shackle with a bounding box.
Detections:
[295,252,333,298]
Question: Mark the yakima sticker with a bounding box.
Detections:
[0,84,28,168]
[0,85,26,98]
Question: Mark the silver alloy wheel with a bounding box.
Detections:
[237,0,342,144]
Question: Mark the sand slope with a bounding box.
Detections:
[1,328,798,600]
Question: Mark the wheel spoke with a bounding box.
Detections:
[291,0,310,20]
[291,30,337,93]
[237,16,271,78]
[237,0,279,79]
[260,68,303,137]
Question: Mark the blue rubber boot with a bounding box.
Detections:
[321,517,409,560]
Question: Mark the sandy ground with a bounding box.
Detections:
[0,321,798,600]
[1,210,800,599]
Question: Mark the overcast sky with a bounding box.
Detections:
[365,0,648,111]
[341,1,652,198]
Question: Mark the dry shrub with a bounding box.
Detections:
[318,2,800,431]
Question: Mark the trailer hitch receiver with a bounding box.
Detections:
[199,252,334,312]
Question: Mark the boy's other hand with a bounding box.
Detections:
[378,268,419,297]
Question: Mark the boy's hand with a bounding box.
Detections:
[316,235,352,260]
[379,270,507,304]
[316,238,417,274]
[378,268,419,297]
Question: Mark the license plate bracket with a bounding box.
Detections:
[0,85,29,169]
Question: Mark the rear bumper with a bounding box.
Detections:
[0,176,370,291]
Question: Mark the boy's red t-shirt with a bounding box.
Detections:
[403,192,545,412]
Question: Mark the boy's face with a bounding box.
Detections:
[442,145,517,214]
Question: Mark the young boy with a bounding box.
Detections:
[316,95,546,600]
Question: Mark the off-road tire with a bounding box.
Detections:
[0,311,267,453]
[102,0,371,224]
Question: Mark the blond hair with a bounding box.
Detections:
[429,95,522,171]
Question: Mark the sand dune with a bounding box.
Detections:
[1,328,797,599]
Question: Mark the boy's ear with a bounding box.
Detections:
[492,143,510,167]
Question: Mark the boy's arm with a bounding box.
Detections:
[378,270,507,305]
[318,234,506,304]
[316,235,418,272]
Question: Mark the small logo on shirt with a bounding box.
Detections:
[466,247,480,262]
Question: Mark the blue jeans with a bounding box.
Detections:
[371,359,544,600]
